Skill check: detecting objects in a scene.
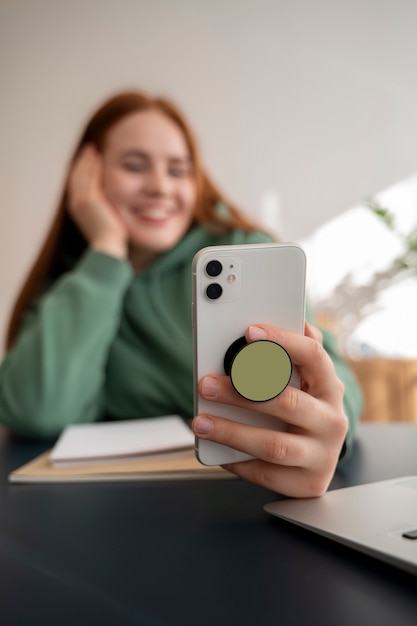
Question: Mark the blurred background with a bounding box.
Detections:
[1,0,417,419]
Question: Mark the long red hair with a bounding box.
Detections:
[6,90,259,350]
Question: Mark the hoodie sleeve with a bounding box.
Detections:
[0,250,133,437]
[321,327,363,462]
[304,301,363,461]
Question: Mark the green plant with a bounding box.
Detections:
[366,198,417,273]
[314,197,417,354]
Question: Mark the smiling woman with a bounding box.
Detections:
[0,89,363,497]
[69,110,197,271]
[6,90,256,350]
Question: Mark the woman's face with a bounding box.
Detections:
[102,109,197,269]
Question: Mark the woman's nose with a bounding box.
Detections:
[144,167,170,194]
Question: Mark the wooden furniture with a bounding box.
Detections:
[348,358,417,423]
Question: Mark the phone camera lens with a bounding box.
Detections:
[206,283,223,300]
[206,260,222,277]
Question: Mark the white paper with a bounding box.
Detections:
[50,416,194,467]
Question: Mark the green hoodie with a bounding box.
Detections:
[0,226,362,457]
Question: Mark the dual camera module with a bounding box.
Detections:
[205,260,223,300]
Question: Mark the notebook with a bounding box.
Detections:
[264,475,417,576]
[8,449,232,483]
[49,415,194,467]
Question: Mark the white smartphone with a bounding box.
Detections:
[192,242,306,466]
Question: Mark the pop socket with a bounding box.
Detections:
[224,337,292,402]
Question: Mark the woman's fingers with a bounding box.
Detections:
[68,145,101,208]
[304,320,323,344]
[224,459,333,497]
[192,407,347,497]
[193,413,315,467]
[197,321,344,433]
[67,145,128,257]
[246,324,344,402]
[198,373,322,432]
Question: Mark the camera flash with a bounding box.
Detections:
[227,274,236,284]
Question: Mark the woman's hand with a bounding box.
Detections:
[192,322,348,497]
[67,145,128,259]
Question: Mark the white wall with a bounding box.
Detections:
[2,0,417,347]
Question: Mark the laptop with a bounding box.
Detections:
[264,475,417,576]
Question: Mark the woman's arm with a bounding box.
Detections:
[0,250,132,437]
[0,146,133,437]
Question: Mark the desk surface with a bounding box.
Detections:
[0,423,416,626]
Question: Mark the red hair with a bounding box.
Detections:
[6,90,259,349]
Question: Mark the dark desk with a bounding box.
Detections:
[0,423,416,626]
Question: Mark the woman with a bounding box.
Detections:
[0,90,362,496]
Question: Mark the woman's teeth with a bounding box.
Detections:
[137,207,171,219]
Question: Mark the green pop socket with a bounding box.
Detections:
[224,337,292,402]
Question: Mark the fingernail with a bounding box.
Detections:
[193,415,213,435]
[248,325,267,341]
[201,376,220,398]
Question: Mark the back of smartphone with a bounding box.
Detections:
[192,243,306,466]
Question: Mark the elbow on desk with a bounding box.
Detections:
[0,387,100,439]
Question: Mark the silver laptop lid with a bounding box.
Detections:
[265,476,417,576]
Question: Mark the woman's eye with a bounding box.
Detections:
[169,167,190,178]
[122,162,146,172]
